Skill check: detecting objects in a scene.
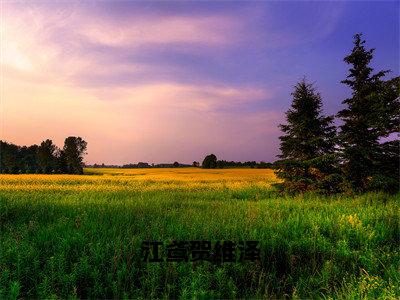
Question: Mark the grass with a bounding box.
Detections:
[0,168,399,299]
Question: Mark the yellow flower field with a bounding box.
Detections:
[0,167,279,192]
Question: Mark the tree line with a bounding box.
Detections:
[201,154,272,169]
[275,33,399,194]
[88,162,193,168]
[0,137,87,174]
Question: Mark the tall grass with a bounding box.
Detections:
[0,168,399,298]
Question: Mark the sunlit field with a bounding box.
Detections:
[0,168,277,192]
[1,168,399,299]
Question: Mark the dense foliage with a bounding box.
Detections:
[278,34,399,194]
[202,154,217,169]
[276,79,340,193]
[0,136,87,174]
[337,34,399,192]
[201,154,272,169]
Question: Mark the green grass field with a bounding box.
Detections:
[0,168,399,299]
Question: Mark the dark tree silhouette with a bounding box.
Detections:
[0,141,19,173]
[56,149,69,174]
[0,137,87,174]
[337,33,398,192]
[20,145,39,173]
[202,154,217,169]
[37,139,58,173]
[63,137,87,174]
[277,78,339,193]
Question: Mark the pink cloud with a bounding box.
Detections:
[1,3,285,164]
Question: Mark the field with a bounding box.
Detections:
[0,168,399,299]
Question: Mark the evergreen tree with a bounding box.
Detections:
[337,33,397,191]
[367,76,400,192]
[277,79,339,193]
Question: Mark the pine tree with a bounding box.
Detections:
[337,33,395,192]
[277,78,339,193]
[368,76,400,193]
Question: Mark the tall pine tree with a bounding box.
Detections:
[337,33,398,192]
[366,76,399,193]
[277,79,339,193]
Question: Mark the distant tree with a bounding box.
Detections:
[216,160,225,168]
[63,136,87,174]
[20,145,39,173]
[1,137,89,174]
[277,79,340,193]
[37,139,58,173]
[337,33,398,192]
[56,149,69,174]
[257,161,272,169]
[192,161,200,167]
[173,161,180,167]
[0,141,19,173]
[202,154,217,169]
[137,162,150,168]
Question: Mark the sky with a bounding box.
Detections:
[1,0,399,164]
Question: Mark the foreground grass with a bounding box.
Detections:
[0,168,399,299]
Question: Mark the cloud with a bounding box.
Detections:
[78,14,242,47]
[2,76,280,164]
[1,3,251,83]
[1,1,344,163]
[1,2,344,90]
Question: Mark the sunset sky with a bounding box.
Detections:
[1,1,398,164]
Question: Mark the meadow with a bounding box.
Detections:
[0,168,399,299]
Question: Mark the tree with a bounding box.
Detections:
[37,139,58,173]
[63,136,87,174]
[192,161,200,167]
[337,33,397,192]
[202,154,217,169]
[56,149,69,174]
[277,78,339,193]
[371,77,400,192]
[20,145,39,173]
[137,162,150,168]
[173,161,180,167]
[0,141,19,173]
[369,76,400,137]
[0,137,89,174]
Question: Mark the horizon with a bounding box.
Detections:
[2,1,399,165]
